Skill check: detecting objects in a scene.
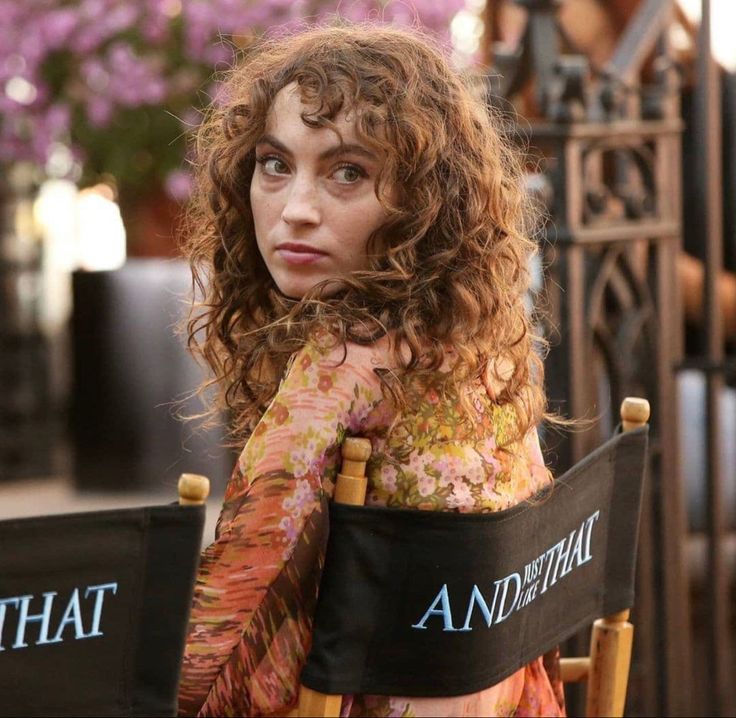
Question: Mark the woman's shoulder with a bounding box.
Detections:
[281,335,394,397]
[298,333,395,372]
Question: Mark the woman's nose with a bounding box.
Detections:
[281,175,321,226]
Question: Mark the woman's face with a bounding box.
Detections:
[250,83,391,299]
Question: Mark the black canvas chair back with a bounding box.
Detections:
[298,398,650,717]
[0,474,209,718]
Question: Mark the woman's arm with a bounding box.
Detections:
[177,342,384,717]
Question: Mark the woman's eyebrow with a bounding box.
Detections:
[257,134,378,162]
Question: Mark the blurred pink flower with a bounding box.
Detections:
[164,168,193,201]
[86,95,113,126]
[0,0,464,194]
[40,9,77,49]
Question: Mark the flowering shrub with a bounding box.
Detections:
[0,0,464,200]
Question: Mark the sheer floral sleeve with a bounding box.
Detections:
[177,342,385,717]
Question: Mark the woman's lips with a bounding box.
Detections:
[276,243,327,265]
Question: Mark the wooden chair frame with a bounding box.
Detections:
[297,397,650,718]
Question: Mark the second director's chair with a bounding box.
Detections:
[298,397,650,718]
[0,473,210,718]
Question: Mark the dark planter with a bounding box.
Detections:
[71,260,233,493]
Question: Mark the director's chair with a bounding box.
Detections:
[298,397,649,718]
[0,473,210,717]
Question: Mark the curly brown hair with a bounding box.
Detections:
[181,22,548,446]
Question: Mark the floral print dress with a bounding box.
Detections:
[178,339,566,717]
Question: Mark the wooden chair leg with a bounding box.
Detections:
[585,609,634,718]
[297,686,342,717]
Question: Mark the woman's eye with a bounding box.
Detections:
[258,156,289,176]
[333,164,365,184]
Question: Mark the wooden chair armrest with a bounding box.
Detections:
[560,656,591,683]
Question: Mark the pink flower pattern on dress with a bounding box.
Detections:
[447,480,475,511]
[417,474,437,497]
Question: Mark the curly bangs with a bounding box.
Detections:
[181,22,547,446]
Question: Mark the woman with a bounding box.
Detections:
[178,23,563,717]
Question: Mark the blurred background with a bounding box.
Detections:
[0,1,734,716]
